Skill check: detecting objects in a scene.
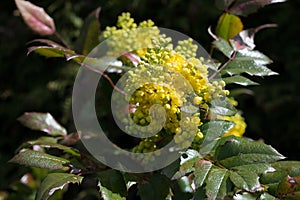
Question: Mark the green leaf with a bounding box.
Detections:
[9,149,70,170]
[201,120,235,141]
[137,174,170,200]
[194,160,213,188]
[99,182,125,200]
[260,193,277,200]
[75,7,101,55]
[210,98,237,116]
[36,173,83,200]
[213,38,234,58]
[27,46,75,58]
[223,75,259,86]
[232,163,275,175]
[229,0,286,17]
[172,149,201,179]
[214,136,285,168]
[97,170,127,197]
[271,161,300,177]
[234,192,257,200]
[205,167,228,199]
[18,137,80,156]
[216,13,243,40]
[222,48,277,77]
[18,112,67,136]
[229,169,260,192]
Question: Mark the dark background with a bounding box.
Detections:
[1,0,299,189]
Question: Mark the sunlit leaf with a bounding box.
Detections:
[15,0,55,35]
[27,46,76,58]
[229,170,260,192]
[213,38,234,58]
[210,98,237,116]
[18,112,67,136]
[223,75,259,86]
[36,173,83,200]
[99,182,125,200]
[194,160,213,188]
[9,149,70,170]
[277,176,300,199]
[214,136,285,168]
[205,167,228,199]
[216,13,243,40]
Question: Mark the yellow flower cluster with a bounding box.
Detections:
[104,13,236,153]
[219,113,247,137]
[102,12,160,56]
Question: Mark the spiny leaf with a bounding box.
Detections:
[201,120,235,141]
[214,136,285,168]
[9,149,70,170]
[223,75,259,86]
[15,0,55,35]
[216,13,243,40]
[18,112,67,136]
[36,173,83,200]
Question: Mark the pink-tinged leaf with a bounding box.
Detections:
[28,39,65,48]
[229,0,286,16]
[15,0,56,35]
[18,112,67,136]
[231,24,277,50]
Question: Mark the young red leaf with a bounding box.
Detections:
[15,0,56,35]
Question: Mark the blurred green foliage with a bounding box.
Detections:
[0,0,299,195]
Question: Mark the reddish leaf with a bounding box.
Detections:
[15,0,55,35]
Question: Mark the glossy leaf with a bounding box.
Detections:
[201,120,235,141]
[194,160,213,188]
[213,38,234,58]
[210,98,237,116]
[205,167,228,199]
[137,174,170,200]
[272,161,300,177]
[28,46,76,58]
[97,170,127,197]
[234,192,257,200]
[172,149,201,179]
[223,49,277,76]
[259,193,277,200]
[229,0,286,17]
[223,75,259,86]
[15,0,55,35]
[36,173,83,200]
[18,137,80,156]
[9,149,70,170]
[229,169,260,192]
[214,136,285,168]
[99,182,125,200]
[75,7,101,55]
[216,13,243,40]
[18,112,67,136]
